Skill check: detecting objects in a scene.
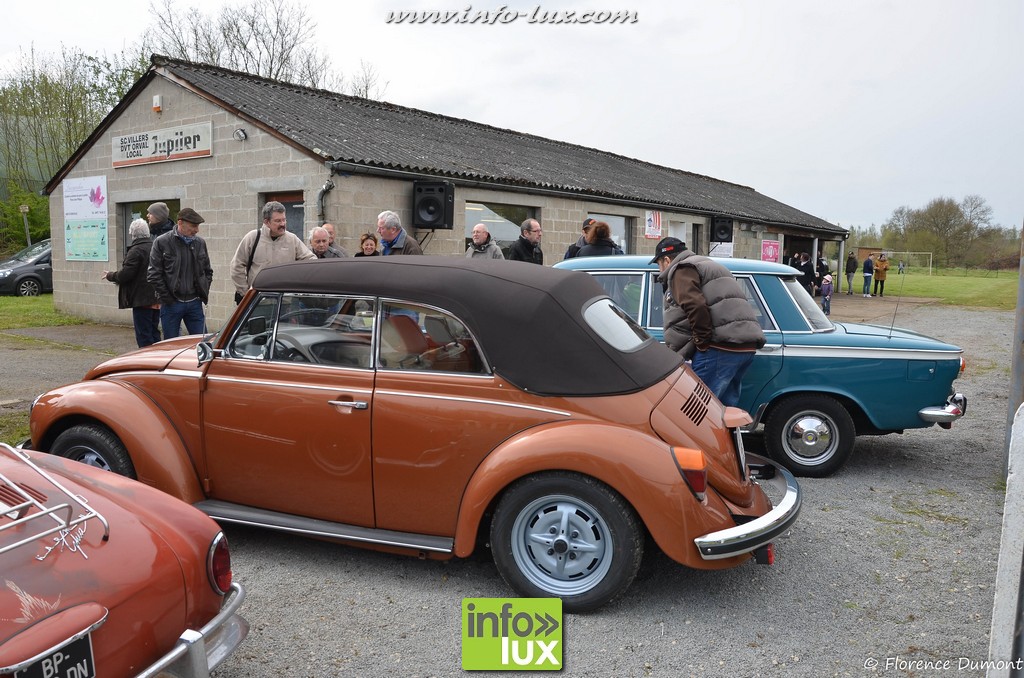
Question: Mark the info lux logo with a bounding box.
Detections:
[461,598,563,671]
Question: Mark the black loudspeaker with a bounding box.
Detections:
[711,216,734,242]
[411,180,455,230]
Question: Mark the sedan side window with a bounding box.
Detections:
[227,294,281,359]
[736,277,776,331]
[378,302,487,374]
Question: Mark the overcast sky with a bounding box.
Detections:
[5,0,1021,230]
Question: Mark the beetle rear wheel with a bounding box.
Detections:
[490,472,643,613]
[51,423,137,478]
[763,394,855,477]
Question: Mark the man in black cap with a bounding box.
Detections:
[651,236,765,407]
[563,217,596,260]
[147,207,214,339]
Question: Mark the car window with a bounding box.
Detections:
[227,293,377,368]
[646,272,664,328]
[583,298,650,351]
[782,278,833,331]
[734,276,777,331]
[378,302,487,374]
[588,273,644,322]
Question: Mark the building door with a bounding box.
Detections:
[265,192,305,240]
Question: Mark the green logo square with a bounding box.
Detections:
[461,598,563,671]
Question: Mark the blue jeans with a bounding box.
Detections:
[691,348,755,408]
[862,275,872,295]
[161,299,206,339]
[132,307,162,347]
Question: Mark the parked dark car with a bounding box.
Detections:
[0,240,53,296]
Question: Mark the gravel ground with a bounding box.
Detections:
[0,300,1014,677]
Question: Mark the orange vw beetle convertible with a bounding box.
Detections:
[0,443,247,677]
[29,257,801,612]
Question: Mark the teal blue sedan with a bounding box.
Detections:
[554,256,966,477]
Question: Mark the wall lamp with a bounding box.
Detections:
[232,128,248,142]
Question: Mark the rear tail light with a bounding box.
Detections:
[207,532,233,595]
[959,357,966,375]
[671,446,707,501]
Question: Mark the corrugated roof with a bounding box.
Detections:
[117,56,845,234]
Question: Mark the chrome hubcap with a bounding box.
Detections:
[785,415,835,462]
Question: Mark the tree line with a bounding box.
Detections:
[844,195,1020,271]
[0,0,386,251]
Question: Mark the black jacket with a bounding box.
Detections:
[578,238,623,257]
[106,237,159,309]
[147,230,213,304]
[149,218,175,238]
[508,236,543,265]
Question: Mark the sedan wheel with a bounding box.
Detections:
[490,472,643,613]
[51,423,137,478]
[764,394,855,477]
[16,278,42,296]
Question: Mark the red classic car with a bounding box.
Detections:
[0,443,247,677]
[28,257,801,611]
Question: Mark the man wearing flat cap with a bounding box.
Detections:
[651,236,765,407]
[147,207,214,339]
[563,217,596,260]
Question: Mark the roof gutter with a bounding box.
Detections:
[325,160,841,236]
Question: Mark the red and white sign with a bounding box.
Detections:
[761,239,780,262]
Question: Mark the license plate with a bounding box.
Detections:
[14,634,95,678]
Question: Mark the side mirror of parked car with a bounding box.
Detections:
[197,341,219,365]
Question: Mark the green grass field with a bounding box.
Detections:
[868,268,1019,310]
[0,295,88,330]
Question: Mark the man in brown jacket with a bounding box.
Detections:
[652,237,765,407]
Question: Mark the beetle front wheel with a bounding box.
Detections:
[490,472,643,613]
[51,423,137,478]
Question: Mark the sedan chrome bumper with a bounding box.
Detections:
[694,454,801,561]
[919,392,967,425]
[136,582,248,678]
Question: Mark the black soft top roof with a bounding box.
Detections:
[253,257,681,396]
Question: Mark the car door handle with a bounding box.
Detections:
[328,399,368,411]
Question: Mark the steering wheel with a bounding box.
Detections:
[272,338,310,363]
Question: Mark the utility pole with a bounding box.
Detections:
[19,204,31,246]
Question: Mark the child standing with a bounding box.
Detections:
[820,274,833,316]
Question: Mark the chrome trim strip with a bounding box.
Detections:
[374,390,573,417]
[164,368,204,378]
[778,345,963,361]
[206,375,373,395]
[694,454,801,560]
[194,500,454,553]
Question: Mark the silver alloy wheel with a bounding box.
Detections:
[508,493,613,596]
[68,446,113,471]
[17,278,41,296]
[781,412,837,465]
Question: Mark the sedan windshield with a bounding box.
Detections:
[782,278,834,331]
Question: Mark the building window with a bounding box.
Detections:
[585,213,630,253]
[464,202,536,256]
[122,200,180,252]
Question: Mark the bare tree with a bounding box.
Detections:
[148,0,344,90]
[348,60,389,99]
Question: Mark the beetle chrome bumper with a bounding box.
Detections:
[136,582,248,678]
[693,454,801,561]
[919,393,967,425]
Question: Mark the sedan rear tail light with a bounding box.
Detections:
[671,446,707,501]
[207,532,233,595]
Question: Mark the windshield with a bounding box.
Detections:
[782,278,834,331]
[11,241,49,262]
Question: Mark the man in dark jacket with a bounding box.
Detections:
[845,252,858,295]
[104,218,161,347]
[146,202,175,238]
[147,207,213,339]
[653,237,765,407]
[508,218,543,264]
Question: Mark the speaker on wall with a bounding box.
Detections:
[711,216,734,242]
[411,180,455,230]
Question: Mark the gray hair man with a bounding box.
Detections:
[229,201,315,303]
[376,210,423,255]
[310,226,344,258]
[465,223,504,260]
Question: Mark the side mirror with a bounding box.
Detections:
[197,341,217,365]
